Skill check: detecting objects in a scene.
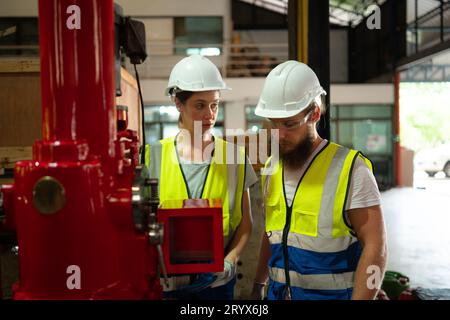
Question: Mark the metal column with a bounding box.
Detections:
[288,0,330,140]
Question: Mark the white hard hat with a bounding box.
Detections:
[255,60,326,118]
[165,54,230,96]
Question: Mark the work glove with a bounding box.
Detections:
[250,282,266,300]
[209,259,236,288]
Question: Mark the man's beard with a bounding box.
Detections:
[280,135,315,169]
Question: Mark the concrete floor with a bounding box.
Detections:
[382,171,450,289]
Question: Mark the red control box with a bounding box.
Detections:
[157,199,224,274]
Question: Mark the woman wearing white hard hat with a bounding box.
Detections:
[145,54,257,300]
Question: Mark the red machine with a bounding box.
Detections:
[0,0,223,299]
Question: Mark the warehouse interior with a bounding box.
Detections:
[0,0,449,301]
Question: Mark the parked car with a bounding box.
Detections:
[414,143,450,178]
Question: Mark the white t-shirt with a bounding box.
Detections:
[279,140,381,214]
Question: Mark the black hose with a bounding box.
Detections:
[133,63,147,165]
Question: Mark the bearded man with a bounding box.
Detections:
[251,61,387,300]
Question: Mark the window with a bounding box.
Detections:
[331,105,393,155]
[331,104,395,189]
[0,18,39,56]
[144,104,225,144]
[174,17,223,56]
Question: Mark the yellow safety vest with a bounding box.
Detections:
[261,141,374,300]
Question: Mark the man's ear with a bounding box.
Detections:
[309,105,321,122]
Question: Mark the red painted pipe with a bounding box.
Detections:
[394,72,401,186]
[39,0,116,161]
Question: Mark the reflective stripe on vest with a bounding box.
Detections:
[262,142,373,299]
[269,267,355,291]
[147,136,246,237]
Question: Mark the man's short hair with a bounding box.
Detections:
[311,93,326,115]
